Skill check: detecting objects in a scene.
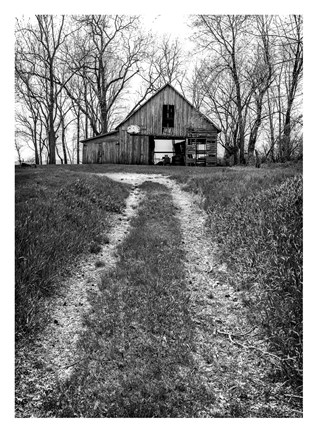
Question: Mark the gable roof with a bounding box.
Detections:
[116,83,221,132]
[81,130,119,143]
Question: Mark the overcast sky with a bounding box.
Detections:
[142,14,190,37]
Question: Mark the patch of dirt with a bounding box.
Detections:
[15,183,145,417]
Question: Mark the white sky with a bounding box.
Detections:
[142,14,190,38]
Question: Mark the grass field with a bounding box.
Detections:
[15,168,130,338]
[15,162,303,416]
[180,165,303,391]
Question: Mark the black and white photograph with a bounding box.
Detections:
[7,0,309,426]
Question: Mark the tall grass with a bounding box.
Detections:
[215,176,302,386]
[15,168,129,338]
[183,166,303,390]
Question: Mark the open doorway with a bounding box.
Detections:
[149,137,186,165]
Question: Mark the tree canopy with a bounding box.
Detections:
[15,14,303,165]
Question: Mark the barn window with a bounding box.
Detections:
[187,137,208,166]
[162,105,174,128]
[196,138,207,156]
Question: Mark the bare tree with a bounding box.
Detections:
[15,73,49,164]
[246,16,275,163]
[191,15,251,163]
[277,15,303,161]
[55,93,77,164]
[15,131,24,165]
[189,14,302,165]
[63,15,148,135]
[15,14,302,165]
[258,15,303,162]
[186,63,208,110]
[128,34,186,116]
[263,62,286,161]
[15,16,78,164]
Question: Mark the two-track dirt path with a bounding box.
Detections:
[16,172,281,417]
[102,173,264,416]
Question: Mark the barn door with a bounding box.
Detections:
[149,135,155,164]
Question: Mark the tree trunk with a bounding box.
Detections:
[231,55,245,164]
[77,108,80,164]
[233,124,240,165]
[281,108,292,161]
[48,105,56,164]
[56,145,64,164]
[15,143,22,165]
[48,125,56,164]
[100,102,108,134]
[267,91,275,161]
[48,63,56,164]
[248,99,263,164]
[238,127,245,164]
[33,119,40,165]
[61,121,68,164]
[39,122,44,165]
[85,115,88,139]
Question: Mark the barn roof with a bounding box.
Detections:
[81,129,118,143]
[116,83,221,132]
[81,83,221,144]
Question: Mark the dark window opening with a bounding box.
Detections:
[162,105,175,128]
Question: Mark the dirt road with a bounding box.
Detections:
[15,172,284,417]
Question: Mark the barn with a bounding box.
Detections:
[82,83,221,166]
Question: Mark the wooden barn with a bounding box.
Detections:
[82,83,221,166]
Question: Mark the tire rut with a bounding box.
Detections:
[16,171,274,417]
[103,173,271,416]
[15,180,145,417]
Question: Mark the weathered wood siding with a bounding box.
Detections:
[120,85,218,137]
[83,133,120,164]
[116,133,149,164]
[83,133,149,165]
[115,85,218,164]
[83,84,219,165]
[187,129,218,166]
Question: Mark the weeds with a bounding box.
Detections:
[183,167,303,392]
[15,168,129,338]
